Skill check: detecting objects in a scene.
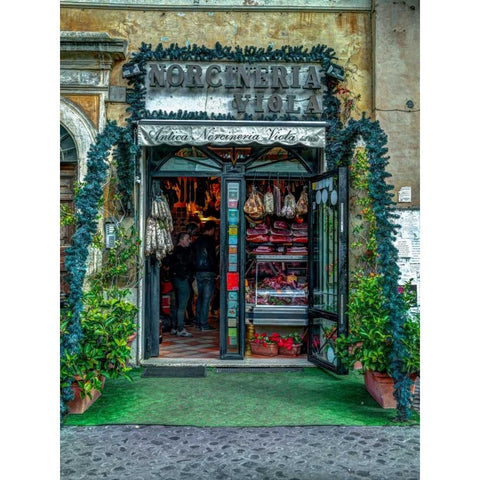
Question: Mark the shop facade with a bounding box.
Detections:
[60,1,420,372]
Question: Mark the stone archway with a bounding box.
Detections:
[60,97,101,282]
[60,97,97,182]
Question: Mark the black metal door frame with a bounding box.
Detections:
[307,166,349,373]
[219,167,246,359]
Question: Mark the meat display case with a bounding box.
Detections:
[245,254,308,325]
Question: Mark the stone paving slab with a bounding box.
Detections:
[61,425,419,480]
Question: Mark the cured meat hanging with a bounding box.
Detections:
[263,186,274,215]
[281,187,297,219]
[244,186,265,221]
[244,179,309,255]
[145,194,174,262]
[295,186,308,216]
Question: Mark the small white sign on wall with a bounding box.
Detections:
[398,186,412,203]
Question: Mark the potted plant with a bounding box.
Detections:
[334,274,420,409]
[61,285,138,413]
[276,332,303,356]
[250,332,279,356]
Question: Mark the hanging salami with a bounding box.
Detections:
[273,184,282,216]
[145,194,174,262]
[244,186,265,220]
[295,186,308,216]
[281,187,296,219]
[263,186,274,215]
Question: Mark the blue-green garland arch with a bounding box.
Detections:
[61,41,414,421]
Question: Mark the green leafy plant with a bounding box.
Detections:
[275,332,303,349]
[335,273,419,376]
[250,332,278,347]
[61,225,140,405]
[334,149,420,378]
[61,286,138,399]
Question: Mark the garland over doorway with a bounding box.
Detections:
[61,42,415,421]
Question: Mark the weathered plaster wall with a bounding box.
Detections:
[64,94,100,129]
[60,3,420,208]
[374,0,420,208]
[60,8,373,123]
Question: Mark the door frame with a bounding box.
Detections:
[307,166,349,373]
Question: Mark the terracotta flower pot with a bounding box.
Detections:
[250,342,278,356]
[67,376,106,414]
[127,333,137,348]
[364,370,417,409]
[278,344,302,356]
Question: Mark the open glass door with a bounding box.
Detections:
[308,167,348,373]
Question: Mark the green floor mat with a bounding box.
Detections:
[64,368,419,427]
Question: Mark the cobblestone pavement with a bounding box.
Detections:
[61,425,419,480]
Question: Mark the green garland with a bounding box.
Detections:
[61,122,135,417]
[62,41,414,421]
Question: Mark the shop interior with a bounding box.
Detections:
[158,176,222,359]
[154,148,311,360]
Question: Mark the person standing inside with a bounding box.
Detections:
[170,232,195,337]
[185,222,200,325]
[192,220,218,331]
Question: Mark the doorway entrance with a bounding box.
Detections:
[157,175,222,359]
[143,143,318,363]
[139,120,347,371]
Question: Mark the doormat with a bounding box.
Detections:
[141,366,206,378]
[215,367,304,373]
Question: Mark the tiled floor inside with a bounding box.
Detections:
[159,316,220,359]
[157,314,309,363]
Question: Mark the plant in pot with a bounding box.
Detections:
[61,285,138,413]
[60,225,140,414]
[334,273,420,409]
[250,332,279,356]
[276,332,303,356]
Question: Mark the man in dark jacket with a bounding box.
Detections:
[170,232,195,337]
[191,220,218,331]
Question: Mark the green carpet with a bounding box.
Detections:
[64,368,419,427]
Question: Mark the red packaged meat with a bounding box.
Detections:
[270,228,291,236]
[291,223,308,230]
[247,227,269,235]
[246,234,269,243]
[253,246,273,253]
[273,220,288,230]
[269,235,292,243]
[287,247,308,254]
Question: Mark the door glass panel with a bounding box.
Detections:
[310,316,338,366]
[311,176,339,313]
[151,146,223,173]
[160,156,221,172]
[246,147,310,173]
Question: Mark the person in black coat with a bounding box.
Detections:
[170,232,195,337]
[191,220,218,331]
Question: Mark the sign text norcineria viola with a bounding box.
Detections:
[145,62,324,116]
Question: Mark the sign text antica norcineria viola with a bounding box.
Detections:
[147,63,323,115]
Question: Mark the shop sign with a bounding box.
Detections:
[145,62,324,118]
[137,122,325,147]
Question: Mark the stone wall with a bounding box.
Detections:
[60,6,373,125]
[374,0,420,208]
